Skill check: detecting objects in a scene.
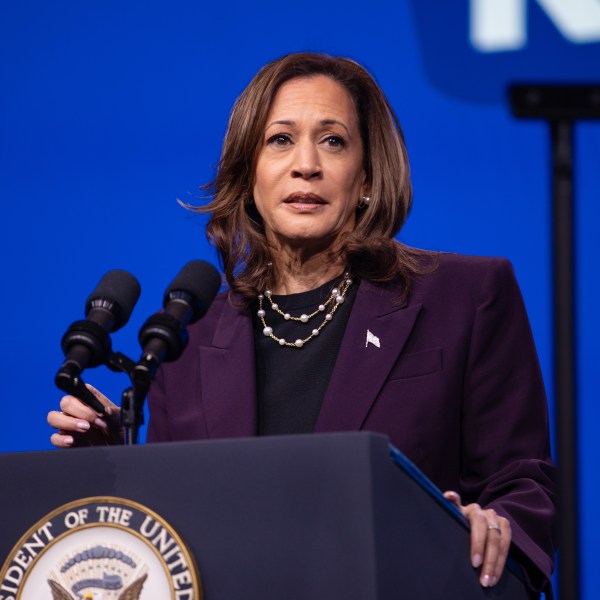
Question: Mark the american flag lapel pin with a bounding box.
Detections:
[365,329,381,348]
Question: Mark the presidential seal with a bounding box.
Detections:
[0,496,202,600]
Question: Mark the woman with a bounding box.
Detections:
[48,53,556,595]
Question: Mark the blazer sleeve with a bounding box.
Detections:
[459,258,556,592]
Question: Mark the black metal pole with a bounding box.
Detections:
[509,84,600,600]
[551,118,579,600]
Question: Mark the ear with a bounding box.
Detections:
[360,182,371,202]
[360,168,371,196]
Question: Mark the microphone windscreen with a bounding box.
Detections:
[85,270,142,330]
[164,260,222,322]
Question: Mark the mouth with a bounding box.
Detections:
[284,192,326,205]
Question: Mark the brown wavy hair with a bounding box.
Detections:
[193,52,432,301]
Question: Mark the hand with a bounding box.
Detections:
[443,490,512,588]
[47,384,120,448]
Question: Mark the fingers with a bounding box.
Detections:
[48,396,107,428]
[442,491,512,589]
[492,516,511,584]
[443,490,462,507]
[463,504,512,587]
[47,384,119,449]
[50,431,74,448]
[86,383,118,414]
[47,405,107,433]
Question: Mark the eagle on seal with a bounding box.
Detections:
[48,573,148,600]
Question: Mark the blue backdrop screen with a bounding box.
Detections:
[1,2,598,597]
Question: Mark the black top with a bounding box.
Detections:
[252,276,358,435]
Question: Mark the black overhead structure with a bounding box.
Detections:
[510,84,600,600]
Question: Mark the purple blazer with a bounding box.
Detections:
[148,253,556,591]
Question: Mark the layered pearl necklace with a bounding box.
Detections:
[257,272,353,348]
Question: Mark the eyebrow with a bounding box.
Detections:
[267,119,352,137]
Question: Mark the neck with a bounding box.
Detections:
[269,246,346,295]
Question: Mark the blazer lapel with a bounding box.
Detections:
[199,296,257,438]
[315,280,422,433]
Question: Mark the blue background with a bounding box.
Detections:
[1,1,598,596]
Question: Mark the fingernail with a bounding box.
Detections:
[491,576,498,586]
[481,574,491,588]
[472,554,482,568]
[94,418,108,429]
[76,421,90,431]
[63,436,74,446]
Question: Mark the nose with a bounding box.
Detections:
[291,140,321,180]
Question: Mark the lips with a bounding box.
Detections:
[284,192,326,205]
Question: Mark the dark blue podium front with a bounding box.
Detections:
[0,432,530,599]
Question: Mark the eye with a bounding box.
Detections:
[266,133,292,147]
[323,135,346,148]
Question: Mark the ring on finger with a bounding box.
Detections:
[488,524,501,533]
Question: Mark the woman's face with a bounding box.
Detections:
[253,75,366,253]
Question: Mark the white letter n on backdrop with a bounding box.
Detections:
[537,0,600,43]
[470,0,600,52]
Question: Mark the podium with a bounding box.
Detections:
[0,432,531,599]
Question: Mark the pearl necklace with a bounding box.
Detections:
[257,273,353,348]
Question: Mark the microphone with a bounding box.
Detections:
[58,270,142,377]
[135,260,221,380]
[120,261,220,444]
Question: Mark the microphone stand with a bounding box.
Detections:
[56,261,220,445]
[120,387,144,445]
[55,351,137,445]
[120,356,157,446]
[56,346,155,446]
